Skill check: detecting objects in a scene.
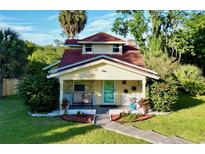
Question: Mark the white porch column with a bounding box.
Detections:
[142,78,146,98]
[59,79,64,114]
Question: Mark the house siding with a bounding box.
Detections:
[82,44,122,54]
[60,63,146,80]
[63,80,144,106]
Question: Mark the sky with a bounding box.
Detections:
[0,10,129,45]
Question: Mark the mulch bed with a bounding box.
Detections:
[61,114,94,123]
[111,114,154,123]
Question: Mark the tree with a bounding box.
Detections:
[112,11,148,50]
[27,45,65,75]
[175,64,205,95]
[0,28,30,97]
[58,10,87,39]
[183,12,205,74]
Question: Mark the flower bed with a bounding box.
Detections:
[61,114,94,123]
[111,114,154,123]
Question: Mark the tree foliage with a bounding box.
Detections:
[59,10,87,39]
[18,73,59,113]
[149,81,178,112]
[26,45,64,75]
[175,65,205,96]
[0,28,33,97]
[145,53,179,81]
[112,10,205,75]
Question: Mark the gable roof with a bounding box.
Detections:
[48,44,159,79]
[79,32,126,43]
[59,50,145,69]
[48,58,159,79]
[65,39,79,45]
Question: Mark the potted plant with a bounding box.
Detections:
[139,98,149,114]
[61,99,69,115]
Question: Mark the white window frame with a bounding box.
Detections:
[113,44,120,52]
[85,44,93,53]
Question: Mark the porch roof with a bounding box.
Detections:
[48,58,159,80]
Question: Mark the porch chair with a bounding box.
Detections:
[82,92,92,104]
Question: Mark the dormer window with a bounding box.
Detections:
[113,44,120,52]
[85,44,92,53]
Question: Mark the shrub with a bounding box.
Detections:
[145,54,179,81]
[149,81,178,112]
[175,64,205,96]
[18,74,59,113]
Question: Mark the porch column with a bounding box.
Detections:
[142,79,146,98]
[59,79,64,114]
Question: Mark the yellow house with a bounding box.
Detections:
[47,32,159,113]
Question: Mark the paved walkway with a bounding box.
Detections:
[95,114,192,144]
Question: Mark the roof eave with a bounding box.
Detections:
[77,41,126,44]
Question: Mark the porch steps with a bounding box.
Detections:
[95,114,192,144]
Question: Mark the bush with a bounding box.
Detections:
[175,64,205,96]
[145,54,179,81]
[18,74,59,113]
[149,81,178,112]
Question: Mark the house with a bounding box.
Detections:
[47,32,159,114]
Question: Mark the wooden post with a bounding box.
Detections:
[59,79,64,114]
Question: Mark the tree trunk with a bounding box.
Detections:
[178,52,181,62]
[0,73,3,97]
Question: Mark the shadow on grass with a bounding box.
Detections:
[173,93,204,111]
[0,95,101,144]
[22,121,100,144]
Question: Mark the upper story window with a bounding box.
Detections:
[85,44,92,53]
[113,44,120,52]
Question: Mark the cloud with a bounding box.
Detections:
[78,12,128,40]
[0,15,5,21]
[46,15,58,20]
[0,22,34,32]
[22,32,63,45]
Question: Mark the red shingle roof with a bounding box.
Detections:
[59,46,145,69]
[65,39,79,45]
[80,32,126,43]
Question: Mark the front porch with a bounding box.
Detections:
[69,105,129,114]
[59,79,146,113]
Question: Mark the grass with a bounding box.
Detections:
[0,95,148,144]
[130,93,205,143]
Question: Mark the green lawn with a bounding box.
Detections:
[130,94,205,143]
[0,95,148,144]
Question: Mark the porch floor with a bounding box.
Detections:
[69,105,129,114]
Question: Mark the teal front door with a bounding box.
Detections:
[103,80,115,104]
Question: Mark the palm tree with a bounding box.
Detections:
[58,10,87,39]
[0,28,28,97]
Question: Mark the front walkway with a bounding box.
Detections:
[95,114,192,144]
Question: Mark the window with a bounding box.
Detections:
[74,84,85,91]
[113,44,120,52]
[122,80,127,84]
[85,44,92,52]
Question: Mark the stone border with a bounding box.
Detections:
[28,109,96,124]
